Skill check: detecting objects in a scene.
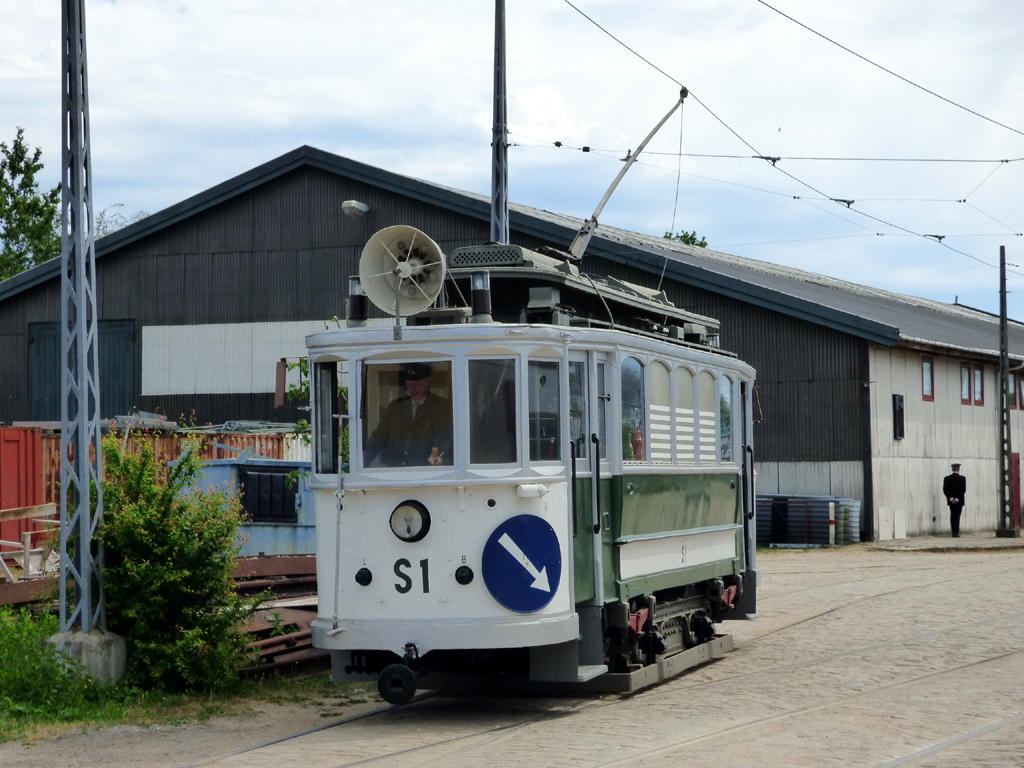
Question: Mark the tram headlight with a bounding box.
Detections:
[389,500,431,542]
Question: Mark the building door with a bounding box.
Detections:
[28,320,136,421]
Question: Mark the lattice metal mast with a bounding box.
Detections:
[59,0,105,633]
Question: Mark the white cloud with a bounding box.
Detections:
[2,0,1023,315]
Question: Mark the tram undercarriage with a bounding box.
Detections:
[334,575,741,702]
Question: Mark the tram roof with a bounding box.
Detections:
[3,144,1019,359]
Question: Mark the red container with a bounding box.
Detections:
[0,427,45,547]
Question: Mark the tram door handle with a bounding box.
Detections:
[571,438,583,537]
[590,433,601,535]
[745,445,755,519]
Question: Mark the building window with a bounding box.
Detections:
[892,394,905,440]
[974,364,984,406]
[1011,373,1018,409]
[922,356,934,402]
[961,363,971,405]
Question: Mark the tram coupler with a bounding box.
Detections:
[378,643,421,705]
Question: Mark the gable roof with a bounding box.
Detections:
[2,145,1019,359]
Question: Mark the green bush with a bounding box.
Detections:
[99,433,263,693]
[0,607,96,724]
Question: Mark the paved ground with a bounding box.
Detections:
[5,533,1024,767]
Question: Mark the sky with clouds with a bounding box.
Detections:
[3,0,1023,317]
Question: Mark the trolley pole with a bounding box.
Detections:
[997,246,1020,538]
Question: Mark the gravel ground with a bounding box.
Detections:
[5,536,1024,768]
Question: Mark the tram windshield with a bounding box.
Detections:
[468,358,517,464]
[362,361,454,468]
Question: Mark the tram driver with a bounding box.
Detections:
[364,362,453,467]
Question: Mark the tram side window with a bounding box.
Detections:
[469,359,517,464]
[569,360,588,458]
[650,362,671,462]
[621,356,646,461]
[675,368,695,463]
[720,377,734,463]
[314,361,347,474]
[362,361,453,468]
[529,360,561,462]
[596,361,608,451]
[698,371,717,463]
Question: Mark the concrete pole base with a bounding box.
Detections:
[49,629,127,686]
[996,529,1023,538]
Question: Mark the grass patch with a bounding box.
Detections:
[0,601,382,745]
[0,635,382,746]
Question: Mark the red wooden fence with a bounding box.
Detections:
[37,432,286,505]
[1,429,285,563]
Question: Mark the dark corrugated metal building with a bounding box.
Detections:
[2,145,1022,540]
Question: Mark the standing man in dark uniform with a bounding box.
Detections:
[364,363,453,467]
[942,463,966,538]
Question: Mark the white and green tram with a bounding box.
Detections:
[307,227,757,703]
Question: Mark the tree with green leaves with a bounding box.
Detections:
[0,128,60,281]
[95,203,149,238]
[99,433,265,692]
[663,229,707,248]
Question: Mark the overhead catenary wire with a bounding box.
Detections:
[648,153,1024,165]
[510,133,1023,169]
[557,0,1019,273]
[752,0,1024,140]
[510,132,1024,242]
[510,136,1024,165]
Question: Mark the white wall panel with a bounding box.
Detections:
[754,462,779,494]
[778,462,830,495]
[754,461,863,501]
[869,346,1021,539]
[827,461,864,500]
[142,321,329,395]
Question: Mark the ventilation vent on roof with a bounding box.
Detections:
[450,244,525,268]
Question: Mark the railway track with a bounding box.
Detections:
[178,547,1024,768]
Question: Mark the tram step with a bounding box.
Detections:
[576,664,608,683]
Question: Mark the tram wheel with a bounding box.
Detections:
[378,664,417,704]
[691,613,716,645]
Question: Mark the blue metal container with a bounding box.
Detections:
[176,446,316,556]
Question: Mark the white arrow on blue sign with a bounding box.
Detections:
[482,515,562,613]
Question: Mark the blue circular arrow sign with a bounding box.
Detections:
[482,514,561,614]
